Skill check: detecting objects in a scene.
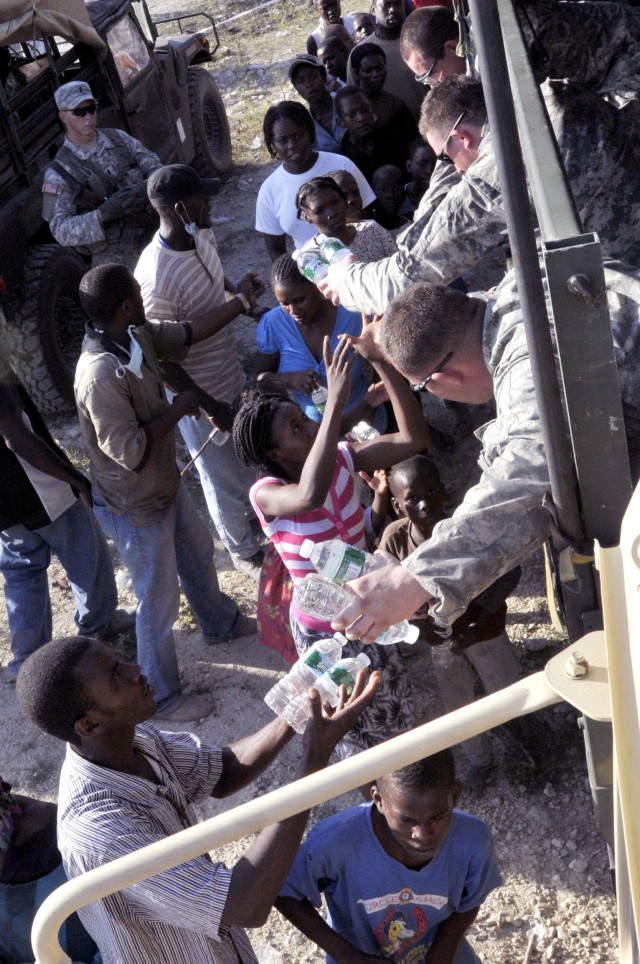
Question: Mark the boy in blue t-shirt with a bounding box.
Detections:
[277,750,501,963]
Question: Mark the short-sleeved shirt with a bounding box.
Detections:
[256,304,369,422]
[281,803,501,964]
[57,723,257,964]
[255,152,375,249]
[74,321,190,525]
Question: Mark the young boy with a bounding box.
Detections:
[277,749,501,963]
[307,0,356,57]
[371,164,412,232]
[405,138,437,213]
[380,455,522,790]
[288,54,346,153]
[351,11,375,41]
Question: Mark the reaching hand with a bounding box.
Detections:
[301,669,380,764]
[317,256,355,305]
[324,335,354,409]
[340,314,385,363]
[365,380,389,409]
[358,468,388,495]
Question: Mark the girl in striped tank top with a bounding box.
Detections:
[233,322,429,757]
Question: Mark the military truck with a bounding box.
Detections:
[0,0,232,412]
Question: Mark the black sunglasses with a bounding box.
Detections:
[410,351,454,392]
[64,104,97,117]
[437,110,467,162]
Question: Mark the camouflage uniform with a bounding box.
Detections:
[402,262,640,627]
[337,82,640,314]
[43,129,161,269]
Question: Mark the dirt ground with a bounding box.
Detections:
[0,1,620,961]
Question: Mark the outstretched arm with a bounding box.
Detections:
[221,670,380,928]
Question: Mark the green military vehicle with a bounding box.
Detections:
[0,0,232,412]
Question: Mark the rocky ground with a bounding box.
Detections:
[0,1,620,961]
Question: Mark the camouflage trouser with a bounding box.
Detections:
[91,245,145,272]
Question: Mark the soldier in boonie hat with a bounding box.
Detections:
[54,81,97,111]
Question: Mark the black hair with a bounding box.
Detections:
[377,749,457,793]
[420,76,487,142]
[271,252,311,288]
[387,453,442,497]
[350,41,386,74]
[334,84,368,117]
[380,281,478,375]
[263,101,316,159]
[408,136,435,162]
[295,175,347,219]
[16,636,97,746]
[372,164,405,189]
[399,5,458,60]
[79,264,139,325]
[233,393,296,476]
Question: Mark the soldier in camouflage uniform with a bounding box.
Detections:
[42,81,161,269]
[330,265,640,640]
[323,76,640,314]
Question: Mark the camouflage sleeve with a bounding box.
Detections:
[46,169,107,246]
[336,151,505,314]
[114,129,162,177]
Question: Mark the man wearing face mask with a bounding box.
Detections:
[134,165,266,579]
[74,263,258,724]
[43,81,161,269]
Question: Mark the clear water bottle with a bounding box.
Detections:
[280,652,371,733]
[318,236,351,264]
[295,573,419,645]
[293,249,329,282]
[311,385,328,414]
[299,537,385,586]
[210,426,230,446]
[349,421,380,442]
[264,636,345,721]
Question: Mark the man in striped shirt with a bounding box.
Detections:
[135,165,266,581]
[16,635,379,964]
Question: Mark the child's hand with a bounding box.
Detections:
[365,380,389,409]
[340,314,385,362]
[359,468,388,495]
[287,369,321,395]
[325,334,354,407]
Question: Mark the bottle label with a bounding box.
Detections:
[321,544,367,585]
[303,649,334,675]
[327,665,355,693]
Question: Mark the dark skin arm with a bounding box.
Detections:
[144,390,200,445]
[262,232,288,263]
[426,907,480,964]
[220,670,380,928]
[0,409,93,509]
[256,350,321,396]
[188,272,265,342]
[255,335,354,519]
[159,360,234,433]
[213,716,295,798]
[277,896,388,963]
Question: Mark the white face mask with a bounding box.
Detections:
[115,326,145,380]
[183,220,200,237]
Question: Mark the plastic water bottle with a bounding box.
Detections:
[311,385,328,414]
[210,426,230,446]
[282,653,371,733]
[265,636,371,732]
[349,421,380,442]
[293,249,329,282]
[295,573,419,645]
[430,624,455,669]
[318,235,351,264]
[299,537,385,586]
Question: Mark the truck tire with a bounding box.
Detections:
[187,66,232,180]
[10,245,87,414]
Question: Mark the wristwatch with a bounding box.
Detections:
[236,292,251,314]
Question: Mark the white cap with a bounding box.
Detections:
[403,624,420,644]
[300,539,314,559]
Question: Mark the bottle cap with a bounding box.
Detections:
[333,632,347,646]
[300,539,314,559]
[403,624,420,644]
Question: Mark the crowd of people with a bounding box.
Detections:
[2,0,640,961]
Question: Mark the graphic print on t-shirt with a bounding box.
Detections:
[358,887,447,961]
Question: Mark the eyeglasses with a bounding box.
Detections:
[437,110,467,161]
[410,351,454,392]
[414,49,443,85]
[63,104,97,117]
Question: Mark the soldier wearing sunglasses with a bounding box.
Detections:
[42,81,161,269]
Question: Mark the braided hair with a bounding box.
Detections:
[271,252,308,288]
[233,392,295,478]
[295,176,347,220]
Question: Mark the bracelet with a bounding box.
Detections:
[236,292,251,314]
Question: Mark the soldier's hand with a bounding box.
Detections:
[98,186,143,224]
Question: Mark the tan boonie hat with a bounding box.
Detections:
[54,81,97,110]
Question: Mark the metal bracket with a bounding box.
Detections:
[545,632,612,721]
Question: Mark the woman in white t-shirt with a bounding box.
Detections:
[255,100,375,262]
